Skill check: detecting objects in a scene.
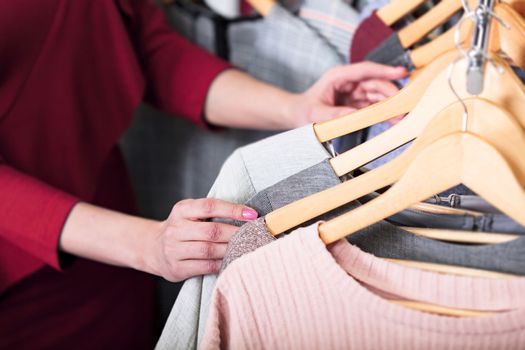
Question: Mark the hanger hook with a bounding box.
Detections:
[448,9,474,132]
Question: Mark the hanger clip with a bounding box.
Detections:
[466,0,496,95]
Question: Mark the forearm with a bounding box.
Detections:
[60,202,160,273]
[204,69,298,130]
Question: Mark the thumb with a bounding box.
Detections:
[310,105,355,123]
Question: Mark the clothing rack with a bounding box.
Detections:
[466,0,495,94]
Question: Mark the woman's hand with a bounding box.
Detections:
[204,62,406,130]
[146,198,258,282]
[286,62,407,127]
[60,200,257,283]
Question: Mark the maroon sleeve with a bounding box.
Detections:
[123,0,232,126]
[0,164,78,270]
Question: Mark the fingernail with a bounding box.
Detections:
[242,208,258,220]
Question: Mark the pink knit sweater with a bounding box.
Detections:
[201,223,525,349]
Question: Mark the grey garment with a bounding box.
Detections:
[348,222,525,275]
[387,204,525,234]
[298,0,361,61]
[166,1,225,56]
[220,159,525,272]
[427,194,502,214]
[228,4,345,92]
[155,125,332,350]
[365,33,415,70]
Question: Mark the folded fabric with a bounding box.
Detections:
[298,0,360,61]
[202,223,525,349]
[228,4,344,92]
[155,125,333,350]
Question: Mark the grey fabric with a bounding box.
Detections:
[228,4,345,92]
[298,0,361,61]
[166,1,227,57]
[426,194,502,214]
[348,222,525,275]
[155,125,332,350]
[220,159,525,273]
[365,33,415,70]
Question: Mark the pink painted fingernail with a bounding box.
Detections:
[242,208,258,220]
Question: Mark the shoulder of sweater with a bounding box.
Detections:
[216,227,315,293]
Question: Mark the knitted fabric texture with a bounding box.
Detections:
[201,223,525,349]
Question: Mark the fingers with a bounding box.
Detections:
[359,79,401,99]
[309,106,356,123]
[324,63,407,90]
[172,221,239,243]
[173,241,229,260]
[175,260,222,280]
[171,198,258,221]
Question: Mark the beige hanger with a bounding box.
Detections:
[386,259,517,279]
[318,132,525,243]
[376,0,427,26]
[315,2,525,144]
[314,50,459,143]
[328,56,525,177]
[266,98,525,237]
[389,300,495,317]
[397,0,466,49]
[247,0,275,16]
[402,227,520,244]
[494,3,525,68]
[410,1,525,69]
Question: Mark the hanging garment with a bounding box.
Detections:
[155,125,334,350]
[350,10,393,62]
[221,212,525,275]
[218,160,525,273]
[427,194,504,213]
[228,4,345,92]
[298,0,361,61]
[201,224,525,349]
[365,33,415,69]
[166,0,231,58]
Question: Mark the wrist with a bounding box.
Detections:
[132,219,165,276]
[281,92,302,129]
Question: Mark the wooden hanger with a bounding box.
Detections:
[397,0,467,49]
[494,2,525,68]
[402,227,520,244]
[376,0,427,26]
[246,0,275,16]
[266,98,525,236]
[314,8,525,145]
[318,131,525,243]
[314,50,458,143]
[386,259,517,278]
[410,1,525,69]
[328,56,525,177]
[390,299,495,317]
